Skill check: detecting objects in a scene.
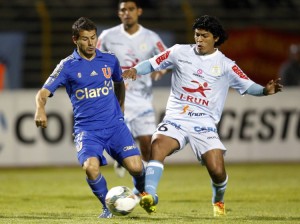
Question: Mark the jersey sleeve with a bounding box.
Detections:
[227,62,254,95]
[149,44,177,71]
[42,60,68,96]
[112,55,123,82]
[152,32,168,54]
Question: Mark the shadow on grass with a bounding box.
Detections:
[0,212,76,220]
[245,216,300,221]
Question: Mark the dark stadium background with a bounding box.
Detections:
[0,0,299,89]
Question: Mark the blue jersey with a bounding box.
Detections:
[43,49,124,132]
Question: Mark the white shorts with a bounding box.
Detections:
[152,116,226,163]
[126,112,156,138]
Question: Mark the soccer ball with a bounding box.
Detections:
[105,186,137,216]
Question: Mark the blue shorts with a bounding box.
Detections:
[74,121,140,166]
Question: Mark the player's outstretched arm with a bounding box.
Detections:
[122,60,155,80]
[34,88,51,128]
[263,78,283,95]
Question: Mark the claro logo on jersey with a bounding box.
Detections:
[155,51,170,65]
[232,65,249,80]
[75,80,113,100]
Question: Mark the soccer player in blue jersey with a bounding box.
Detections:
[34,17,145,219]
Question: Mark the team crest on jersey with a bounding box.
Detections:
[139,43,148,51]
[210,65,221,76]
[182,80,211,97]
[102,66,111,79]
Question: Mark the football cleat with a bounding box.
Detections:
[113,161,126,178]
[98,208,113,218]
[213,201,226,217]
[139,192,157,214]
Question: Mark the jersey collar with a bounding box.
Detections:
[120,24,143,39]
[72,49,103,60]
[193,46,219,59]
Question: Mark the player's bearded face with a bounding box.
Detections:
[75,30,97,59]
[194,29,219,55]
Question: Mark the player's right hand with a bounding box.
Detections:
[122,68,137,80]
[34,112,47,128]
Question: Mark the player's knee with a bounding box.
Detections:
[151,139,173,161]
[125,159,144,176]
[82,159,100,180]
[210,167,226,184]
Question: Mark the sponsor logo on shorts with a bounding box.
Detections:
[207,136,220,140]
[75,132,84,152]
[123,143,137,151]
[165,120,181,130]
[194,126,217,133]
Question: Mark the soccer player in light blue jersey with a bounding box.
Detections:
[123,15,283,217]
[34,17,145,219]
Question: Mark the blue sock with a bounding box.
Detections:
[145,160,164,199]
[132,165,145,194]
[211,175,228,203]
[86,174,108,208]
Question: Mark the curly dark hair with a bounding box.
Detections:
[72,17,97,39]
[192,15,228,46]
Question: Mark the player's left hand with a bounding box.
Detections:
[264,78,283,95]
[122,68,137,80]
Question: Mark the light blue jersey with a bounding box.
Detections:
[43,49,124,132]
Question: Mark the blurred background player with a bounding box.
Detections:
[122,15,283,217]
[279,43,300,86]
[97,0,170,177]
[34,17,145,219]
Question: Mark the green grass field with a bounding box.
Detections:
[0,163,299,224]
